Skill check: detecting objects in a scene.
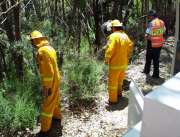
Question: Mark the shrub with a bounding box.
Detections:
[63,57,105,104]
[10,79,39,130]
[12,94,38,130]
[0,92,13,130]
[0,77,39,133]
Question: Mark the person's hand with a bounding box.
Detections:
[102,45,107,50]
[42,87,50,97]
[145,34,148,38]
[145,34,150,40]
[104,60,109,65]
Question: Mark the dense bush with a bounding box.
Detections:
[12,93,38,130]
[62,56,106,104]
[0,92,13,129]
[125,16,146,63]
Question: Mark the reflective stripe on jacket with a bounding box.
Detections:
[105,31,133,71]
[150,18,165,48]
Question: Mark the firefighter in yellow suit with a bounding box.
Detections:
[105,20,133,104]
[29,30,61,137]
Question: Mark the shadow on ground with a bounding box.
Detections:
[68,99,97,115]
[142,75,166,95]
[146,75,165,85]
[106,97,128,111]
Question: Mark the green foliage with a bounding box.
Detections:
[133,0,142,17]
[0,34,41,133]
[0,78,39,131]
[63,57,105,104]
[41,20,53,36]
[0,37,40,131]
[0,92,13,129]
[79,0,86,10]
[80,37,91,56]
[60,34,106,104]
[12,94,37,130]
[126,15,146,63]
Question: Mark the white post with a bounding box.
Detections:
[175,0,180,40]
[171,0,180,75]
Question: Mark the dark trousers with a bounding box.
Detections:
[143,40,162,77]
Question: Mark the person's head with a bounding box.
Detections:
[147,10,157,20]
[28,30,48,48]
[111,19,123,32]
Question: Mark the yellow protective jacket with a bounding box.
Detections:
[37,45,60,89]
[105,31,133,71]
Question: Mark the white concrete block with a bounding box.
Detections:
[141,73,180,137]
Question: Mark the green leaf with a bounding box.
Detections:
[79,0,86,10]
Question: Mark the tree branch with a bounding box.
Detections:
[23,0,32,10]
[0,17,7,24]
[0,2,19,17]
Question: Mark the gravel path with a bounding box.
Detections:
[61,91,128,137]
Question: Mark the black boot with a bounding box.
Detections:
[52,118,61,123]
[152,70,160,78]
[36,131,49,137]
[49,118,63,136]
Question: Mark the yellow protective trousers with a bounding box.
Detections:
[40,85,61,132]
[108,70,125,103]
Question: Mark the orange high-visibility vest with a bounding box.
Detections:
[150,18,165,48]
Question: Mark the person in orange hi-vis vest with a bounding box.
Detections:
[143,10,166,78]
[28,30,61,137]
[104,20,133,104]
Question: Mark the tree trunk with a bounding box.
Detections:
[77,8,81,55]
[24,0,33,19]
[62,0,65,21]
[0,42,6,81]
[111,1,119,19]
[12,0,21,41]
[62,0,66,34]
[102,1,110,21]
[93,0,101,52]
[12,0,23,80]
[51,0,58,36]
[33,0,42,21]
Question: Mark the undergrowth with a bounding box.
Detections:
[0,77,39,132]
[62,56,106,106]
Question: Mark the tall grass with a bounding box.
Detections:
[0,92,13,129]
[12,94,38,130]
[0,78,39,132]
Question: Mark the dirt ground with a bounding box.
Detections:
[59,89,129,137]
